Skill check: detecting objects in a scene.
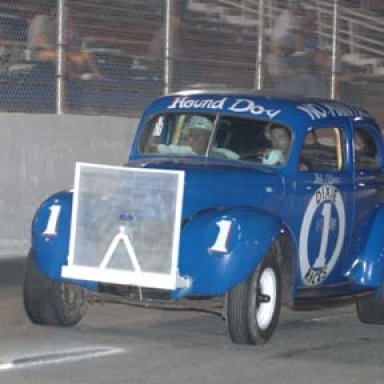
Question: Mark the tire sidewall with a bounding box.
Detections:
[23,250,86,326]
[247,254,281,343]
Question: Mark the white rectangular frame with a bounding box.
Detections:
[61,162,185,290]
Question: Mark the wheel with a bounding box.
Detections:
[356,293,384,324]
[226,244,281,344]
[23,250,86,326]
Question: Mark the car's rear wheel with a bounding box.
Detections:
[23,250,86,326]
[356,292,384,324]
[226,243,281,344]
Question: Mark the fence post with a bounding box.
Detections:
[56,0,66,114]
[164,0,173,94]
[331,0,339,99]
[255,0,265,90]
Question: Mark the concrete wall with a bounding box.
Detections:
[0,114,138,258]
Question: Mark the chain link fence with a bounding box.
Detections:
[0,0,382,125]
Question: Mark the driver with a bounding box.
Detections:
[184,116,214,155]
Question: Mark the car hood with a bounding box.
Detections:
[128,158,286,218]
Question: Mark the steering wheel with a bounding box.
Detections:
[241,150,266,162]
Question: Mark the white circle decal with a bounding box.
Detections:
[299,185,346,286]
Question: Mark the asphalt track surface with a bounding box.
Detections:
[2,258,384,384]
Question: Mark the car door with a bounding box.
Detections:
[349,124,384,262]
[288,123,354,288]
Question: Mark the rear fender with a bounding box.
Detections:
[174,207,283,298]
[31,191,96,290]
[345,207,384,289]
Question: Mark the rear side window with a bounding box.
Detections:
[354,127,380,171]
[300,127,344,172]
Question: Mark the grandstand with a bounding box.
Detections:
[0,0,382,124]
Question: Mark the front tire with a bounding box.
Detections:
[226,244,281,344]
[23,251,86,326]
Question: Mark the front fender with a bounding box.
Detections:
[345,206,384,289]
[31,191,96,290]
[174,207,283,298]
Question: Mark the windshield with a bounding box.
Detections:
[140,113,292,165]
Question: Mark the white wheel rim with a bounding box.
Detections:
[256,267,277,331]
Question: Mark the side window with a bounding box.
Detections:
[354,127,380,171]
[300,127,344,172]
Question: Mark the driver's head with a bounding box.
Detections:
[185,116,214,155]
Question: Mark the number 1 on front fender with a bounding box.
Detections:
[210,219,232,253]
[43,205,61,236]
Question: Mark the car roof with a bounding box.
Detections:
[144,89,378,134]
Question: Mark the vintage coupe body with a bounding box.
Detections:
[24,90,384,344]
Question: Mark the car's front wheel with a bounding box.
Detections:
[226,244,281,344]
[23,250,86,326]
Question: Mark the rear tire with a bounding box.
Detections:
[226,243,281,344]
[23,251,86,326]
[356,293,384,324]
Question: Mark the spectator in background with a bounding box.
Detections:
[266,1,304,82]
[270,0,301,48]
[27,7,54,61]
[266,1,327,97]
[27,4,100,78]
[147,0,183,68]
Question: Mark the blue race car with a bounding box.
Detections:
[23,90,384,345]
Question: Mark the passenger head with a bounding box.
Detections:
[270,125,291,155]
[185,116,214,155]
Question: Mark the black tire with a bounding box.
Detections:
[356,293,384,324]
[226,243,281,344]
[23,250,86,326]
